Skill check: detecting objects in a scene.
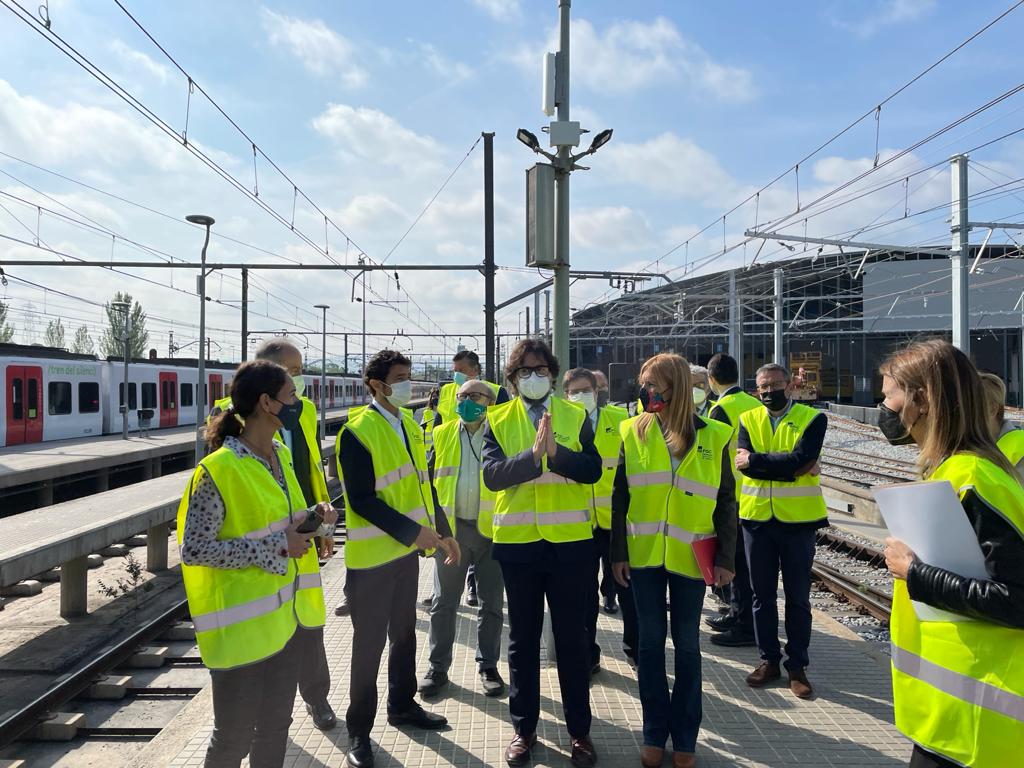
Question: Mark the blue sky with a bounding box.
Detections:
[2,0,1024,367]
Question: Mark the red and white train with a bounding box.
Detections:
[1,343,434,447]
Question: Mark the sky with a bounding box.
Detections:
[2,0,1024,370]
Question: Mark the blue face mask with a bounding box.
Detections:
[457,397,487,423]
[453,371,469,387]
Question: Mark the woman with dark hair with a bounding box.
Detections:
[879,339,1024,768]
[482,338,603,768]
[177,359,333,768]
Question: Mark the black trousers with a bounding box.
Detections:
[910,745,959,767]
[728,528,754,632]
[585,528,623,665]
[345,553,419,738]
[500,556,592,739]
[204,631,301,768]
[296,625,330,704]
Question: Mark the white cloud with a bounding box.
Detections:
[831,0,935,38]
[469,0,521,22]
[418,43,473,81]
[260,8,367,87]
[515,17,755,103]
[311,103,443,169]
[571,206,653,252]
[109,40,169,83]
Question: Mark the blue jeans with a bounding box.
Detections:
[630,567,705,753]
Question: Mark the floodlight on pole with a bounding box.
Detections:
[517,128,542,153]
[186,213,215,465]
[587,128,613,153]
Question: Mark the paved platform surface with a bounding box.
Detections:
[162,554,912,768]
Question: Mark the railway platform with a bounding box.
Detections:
[141,555,910,768]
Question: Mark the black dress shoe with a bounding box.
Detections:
[705,614,737,632]
[480,667,506,697]
[417,668,449,697]
[334,600,351,617]
[602,595,618,614]
[306,700,337,731]
[466,590,479,607]
[421,595,434,607]
[347,734,373,768]
[570,735,598,768]
[387,703,448,729]
[709,628,756,647]
[506,732,536,767]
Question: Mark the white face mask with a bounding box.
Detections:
[518,373,551,401]
[291,375,305,398]
[384,379,412,408]
[692,387,707,408]
[569,391,597,413]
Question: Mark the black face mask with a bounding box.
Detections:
[760,389,788,411]
[597,390,609,408]
[878,403,916,445]
[273,398,302,432]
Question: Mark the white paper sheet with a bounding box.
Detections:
[872,480,988,622]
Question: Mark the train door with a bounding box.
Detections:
[208,373,223,413]
[5,365,43,445]
[159,371,178,428]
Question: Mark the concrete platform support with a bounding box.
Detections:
[59,555,88,618]
[95,467,110,493]
[151,458,163,478]
[25,713,86,742]
[147,522,170,573]
[36,481,53,508]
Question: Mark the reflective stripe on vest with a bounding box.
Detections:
[890,453,1024,767]
[337,405,437,569]
[620,414,731,578]
[591,405,628,530]
[487,397,594,545]
[176,443,326,670]
[713,389,763,502]
[737,404,828,523]
[431,419,495,539]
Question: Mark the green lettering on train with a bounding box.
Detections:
[46,364,99,377]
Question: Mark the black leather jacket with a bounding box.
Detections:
[906,487,1024,628]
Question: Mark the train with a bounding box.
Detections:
[1,343,435,447]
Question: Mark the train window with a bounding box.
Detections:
[78,382,100,413]
[180,383,193,407]
[161,380,176,410]
[141,382,157,409]
[48,382,72,415]
[119,382,138,411]
[27,378,39,419]
[11,377,23,420]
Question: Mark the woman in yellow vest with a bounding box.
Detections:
[178,359,333,768]
[978,371,1024,483]
[879,339,1024,768]
[610,353,737,768]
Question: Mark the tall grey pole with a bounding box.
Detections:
[544,290,551,343]
[315,304,329,441]
[117,303,130,440]
[951,154,970,354]
[526,306,531,337]
[773,268,784,365]
[552,0,571,391]
[344,333,349,375]
[534,291,541,339]
[240,268,248,361]
[728,269,743,382]
[483,132,496,382]
[186,214,215,464]
[361,271,367,373]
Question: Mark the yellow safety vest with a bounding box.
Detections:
[437,379,501,423]
[997,425,1024,472]
[486,397,594,545]
[890,453,1024,767]
[431,419,495,538]
[620,415,731,578]
[421,407,437,451]
[714,389,763,502]
[336,404,437,569]
[176,443,326,670]
[591,405,629,530]
[738,404,828,523]
[209,395,328,504]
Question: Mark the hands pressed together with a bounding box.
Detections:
[532,412,558,464]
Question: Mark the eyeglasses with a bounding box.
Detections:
[513,366,551,381]
[457,392,492,404]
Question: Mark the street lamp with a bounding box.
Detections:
[314,304,329,441]
[186,213,215,464]
[111,300,131,440]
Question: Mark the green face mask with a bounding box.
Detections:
[457,398,487,423]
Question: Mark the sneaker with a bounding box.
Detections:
[745,661,782,688]
[479,667,506,697]
[417,668,449,697]
[788,667,814,699]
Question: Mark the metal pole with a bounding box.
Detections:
[120,305,130,440]
[773,268,784,364]
[315,305,329,441]
[552,0,571,391]
[483,132,496,382]
[534,291,541,338]
[951,154,970,354]
[186,215,214,465]
[728,269,742,382]
[361,271,367,373]
[240,268,248,361]
[344,333,349,375]
[544,289,551,343]
[526,306,531,337]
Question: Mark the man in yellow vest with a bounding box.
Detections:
[564,367,631,673]
[418,379,506,699]
[483,339,602,768]
[705,353,762,648]
[735,363,828,700]
[435,349,509,424]
[336,349,459,768]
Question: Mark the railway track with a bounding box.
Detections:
[821,447,917,484]
[813,527,893,624]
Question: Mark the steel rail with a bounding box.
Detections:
[811,561,893,623]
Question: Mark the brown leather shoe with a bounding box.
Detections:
[745,661,782,687]
[505,733,536,767]
[570,735,598,768]
[640,745,664,768]
[788,667,814,699]
[671,753,696,768]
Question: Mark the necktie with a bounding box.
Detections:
[530,403,545,428]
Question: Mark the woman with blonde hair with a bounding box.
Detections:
[611,353,737,768]
[977,371,1024,481]
[879,339,1024,768]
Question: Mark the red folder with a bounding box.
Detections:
[692,536,718,586]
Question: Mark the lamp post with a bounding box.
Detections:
[186,213,215,464]
[111,300,131,439]
[315,304,329,442]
